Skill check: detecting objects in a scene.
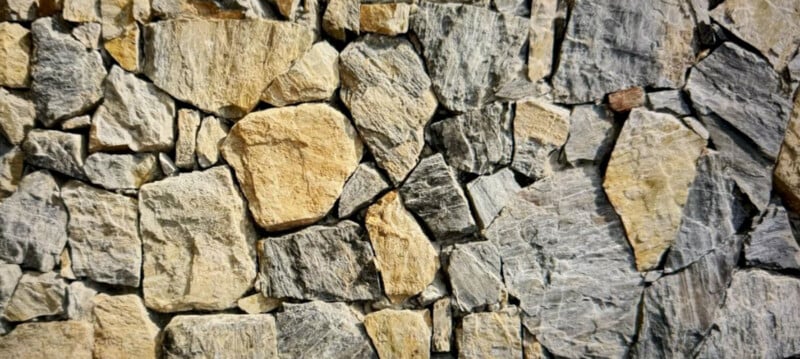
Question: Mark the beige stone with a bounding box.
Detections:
[237,293,281,314]
[0,22,31,88]
[104,24,141,72]
[528,0,556,82]
[174,109,200,170]
[365,191,437,302]
[71,22,101,49]
[3,271,67,322]
[59,248,75,280]
[432,298,452,352]
[262,41,339,107]
[523,328,545,359]
[274,0,300,18]
[359,3,409,36]
[221,103,362,231]
[511,98,570,178]
[163,314,278,359]
[0,146,23,200]
[63,0,100,22]
[196,115,228,168]
[459,307,523,359]
[0,87,34,145]
[100,0,149,40]
[322,0,358,40]
[776,93,800,212]
[0,321,93,358]
[150,0,248,20]
[604,108,705,271]
[364,309,431,359]
[92,294,159,359]
[0,0,38,21]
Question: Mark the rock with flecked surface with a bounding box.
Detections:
[92,294,159,359]
[84,153,161,190]
[63,0,100,22]
[22,129,86,179]
[262,41,339,107]
[0,144,23,200]
[745,203,800,270]
[364,309,430,359]
[3,271,67,321]
[338,162,390,218]
[432,298,451,352]
[276,301,376,359]
[647,90,692,117]
[511,99,570,179]
[0,321,94,358]
[323,0,358,40]
[71,22,101,49]
[775,93,800,212]
[196,115,228,168]
[359,3,409,35]
[447,241,505,312]
[163,314,278,359]
[459,308,522,359]
[0,22,31,88]
[174,109,200,169]
[104,24,142,72]
[0,264,21,318]
[66,281,97,321]
[564,104,616,164]
[527,0,556,82]
[238,294,281,314]
[466,168,520,228]
[0,88,35,145]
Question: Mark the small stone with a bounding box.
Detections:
[338,162,390,218]
[0,321,93,358]
[527,0,557,82]
[158,152,178,177]
[564,104,617,164]
[100,0,149,40]
[432,298,452,352]
[359,3,409,35]
[92,294,159,359]
[322,0,358,40]
[174,109,200,170]
[511,98,570,179]
[646,90,692,117]
[237,294,281,314]
[196,115,229,168]
[71,22,101,49]
[745,203,800,271]
[364,309,431,359]
[3,271,67,322]
[0,264,22,318]
[447,241,505,312]
[276,301,376,359]
[417,272,448,307]
[104,24,141,72]
[63,0,100,22]
[61,115,91,130]
[0,0,37,21]
[459,308,522,359]
[272,0,299,18]
[90,66,176,152]
[522,330,545,359]
[22,129,86,179]
[61,248,75,279]
[366,191,438,302]
[0,144,23,199]
[608,86,645,112]
[262,41,339,107]
[0,22,31,88]
[775,93,800,211]
[163,314,278,359]
[466,168,521,228]
[66,281,97,321]
[681,117,709,140]
[149,0,254,19]
[0,87,35,145]
[84,152,161,190]
[339,35,437,184]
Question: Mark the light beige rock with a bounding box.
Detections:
[237,293,281,314]
[175,109,200,170]
[0,321,94,358]
[432,298,452,352]
[0,87,35,145]
[523,329,545,359]
[84,153,161,190]
[144,19,314,118]
[322,0,358,40]
[196,115,229,168]
[0,263,22,318]
[262,41,339,106]
[459,307,523,359]
[163,314,278,359]
[104,24,141,72]
[0,146,23,200]
[364,309,431,359]
[59,248,75,279]
[511,98,570,178]
[776,93,800,212]
[63,0,100,22]
[61,115,91,130]
[604,108,705,271]
[3,271,67,322]
[71,22,101,49]
[65,281,97,321]
[359,3,409,35]
[365,191,438,302]
[0,0,38,21]
[150,0,250,20]
[0,22,31,88]
[273,0,300,18]
[92,294,158,359]
[221,103,362,231]
[528,0,556,82]
[100,0,149,40]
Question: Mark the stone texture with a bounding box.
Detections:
[338,162,390,218]
[608,87,645,112]
[775,93,800,212]
[0,170,68,272]
[92,294,159,359]
[416,272,447,307]
[511,98,570,179]
[163,314,278,359]
[276,301,376,359]
[195,115,228,168]
[0,22,31,88]
[63,0,100,22]
[62,181,141,287]
[149,0,254,19]
[564,104,616,164]
[447,241,505,312]
[0,143,23,200]
[339,35,437,184]
[174,109,200,169]
[364,309,431,359]
[0,0,37,21]
[66,281,97,321]
[71,22,101,49]
[100,0,149,40]
[237,294,281,314]
[262,41,339,106]
[432,298,451,352]
[745,203,800,271]
[22,129,86,179]
[139,166,257,312]
[0,321,94,358]
[0,263,21,318]
[527,0,556,82]
[647,90,692,117]
[0,88,35,145]
[84,152,161,190]
[604,108,705,271]
[158,152,178,177]
[221,103,362,231]
[144,19,313,118]
[3,271,67,321]
[459,308,522,359]
[322,0,358,40]
[104,24,141,72]
[61,115,91,130]
[366,191,438,302]
[359,3,409,35]
[466,168,521,228]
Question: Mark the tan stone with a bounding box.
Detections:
[174,109,200,170]
[365,191,438,302]
[0,146,23,200]
[100,0,149,40]
[221,103,362,231]
[528,0,557,82]
[196,115,228,168]
[262,41,339,107]
[604,108,705,271]
[523,328,545,359]
[60,247,75,280]
[274,0,300,18]
[3,271,67,322]
[92,294,159,359]
[322,0,358,40]
[459,307,522,359]
[608,86,645,112]
[776,93,800,212]
[359,3,409,36]
[0,22,31,88]
[150,0,248,20]
[364,309,431,359]
[432,298,452,352]
[63,0,100,22]
[104,24,141,72]
[511,98,570,178]
[0,87,34,145]
[237,293,281,314]
[0,321,94,358]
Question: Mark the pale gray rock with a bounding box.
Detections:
[493,0,528,16]
[447,241,505,312]
[400,154,476,240]
[337,162,390,218]
[22,129,86,179]
[71,22,101,49]
[790,51,800,91]
[0,88,35,145]
[466,168,521,228]
[84,152,160,190]
[429,102,513,175]
[646,90,692,117]
[163,314,278,359]
[417,272,448,307]
[158,152,178,177]
[484,167,642,358]
[745,203,800,271]
[276,301,376,359]
[65,281,97,321]
[31,17,106,126]
[563,104,617,164]
[0,170,68,272]
[174,109,200,170]
[411,2,528,111]
[196,115,229,168]
[258,221,381,301]
[681,116,710,140]
[60,115,91,130]
[0,264,22,318]
[3,271,67,322]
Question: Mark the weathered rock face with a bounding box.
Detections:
[339,35,437,184]
[466,168,521,228]
[195,115,228,168]
[359,3,409,36]
[745,203,800,270]
[139,166,257,312]
[338,162,390,218]
[447,241,505,312]
[3,271,67,321]
[527,0,556,83]
[459,308,522,359]
[92,294,159,359]
[84,152,161,190]
[22,129,87,179]
[775,93,800,211]
[276,301,376,359]
[0,321,94,358]
[0,22,31,88]
[647,90,692,117]
[511,99,570,179]
[63,0,100,22]
[432,298,451,352]
[144,19,313,118]
[174,109,200,170]
[163,314,278,359]
[0,264,21,318]
[221,103,362,231]
[65,281,97,321]
[563,104,617,164]
[323,0,358,40]
[262,41,339,106]
[0,88,35,145]
[364,310,430,358]
[238,294,281,314]
[0,144,23,200]
[608,87,645,113]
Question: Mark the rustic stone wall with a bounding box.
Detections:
[1,0,800,357]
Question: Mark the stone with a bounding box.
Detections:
[432,298,451,352]
[681,116,709,140]
[338,162,390,218]
[322,0,358,40]
[523,330,545,359]
[511,98,570,179]
[262,41,339,107]
[411,3,528,111]
[466,168,521,228]
[90,66,176,152]
[163,314,278,359]
[564,104,616,164]
[0,144,23,199]
[139,166,257,312]
[22,129,86,179]
[149,0,252,19]
[104,24,141,72]
[3,271,67,321]
[62,181,141,287]
[527,0,556,82]
[66,281,97,321]
[92,294,159,359]
[484,168,642,358]
[144,19,313,118]
[417,272,447,307]
[237,294,281,314]
[71,22,101,49]
[0,87,35,145]
[775,93,800,212]
[359,3,409,35]
[100,0,149,39]
[258,221,381,301]
[646,90,692,117]
[604,108,705,271]
[174,109,200,169]
[339,35,437,184]
[0,170,68,272]
[0,321,93,358]
[0,22,31,88]
[0,0,37,20]
[62,0,100,22]
[84,153,160,190]
[447,241,505,312]
[366,191,438,302]
[608,87,645,112]
[276,301,376,358]
[430,102,513,175]
[459,308,522,359]
[0,264,21,318]
[31,17,106,126]
[59,248,75,279]
[158,153,178,177]
[195,115,229,168]
[364,309,431,359]
[400,154,476,240]
[745,203,800,271]
[61,115,91,130]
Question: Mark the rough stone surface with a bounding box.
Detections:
[65,281,97,321]
[61,115,91,130]
[0,143,23,200]
[323,0,358,40]
[0,88,35,145]
[466,168,521,228]
[262,41,339,106]
[174,109,200,170]
[22,129,86,179]
[432,298,451,352]
[364,309,430,359]
[237,294,281,314]
[447,241,505,312]
[0,321,94,358]
[139,166,257,312]
[745,203,800,270]
[0,263,22,318]
[104,24,141,72]
[63,0,100,22]
[527,0,556,83]
[84,152,161,190]
[459,308,522,359]
[647,90,692,117]
[359,3,409,35]
[0,0,38,21]
[163,314,278,359]
[221,103,362,231]
[564,104,616,164]
[339,35,437,184]
[511,99,570,179]
[276,301,376,359]
[158,152,178,177]
[775,93,800,211]
[92,294,159,359]
[71,22,101,49]
[3,271,67,321]
[0,22,31,88]
[195,115,228,168]
[608,87,645,112]
[338,162,390,218]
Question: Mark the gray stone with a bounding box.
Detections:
[31,17,106,126]
[417,272,448,307]
[466,168,521,228]
[65,281,97,321]
[84,152,161,190]
[60,115,91,131]
[646,90,692,117]
[337,162,390,218]
[276,301,376,359]
[158,152,178,177]
[0,264,22,318]
[22,129,86,179]
[511,99,571,179]
[681,116,710,140]
[174,109,200,170]
[163,314,278,359]
[3,271,67,322]
[196,115,229,168]
[0,170,68,272]
[563,104,617,164]
[410,2,528,111]
[493,0,528,16]
[484,167,642,358]
[400,154,476,240]
[745,203,800,271]
[551,0,696,103]
[430,103,513,175]
[447,241,505,312]
[0,88,35,145]
[71,22,101,49]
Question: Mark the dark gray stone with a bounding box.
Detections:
[646,90,692,117]
[447,241,505,313]
[563,104,617,164]
[745,203,800,271]
[276,301,376,359]
[22,129,86,179]
[337,163,390,218]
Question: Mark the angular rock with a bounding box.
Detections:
[0,0,37,21]
[3,271,67,321]
[604,108,705,271]
[646,90,692,117]
[62,181,141,287]
[90,66,176,152]
[139,166,257,312]
[237,294,281,314]
[322,0,358,40]
[745,203,800,271]
[338,162,390,218]
[563,104,616,164]
[432,298,451,352]
[775,93,800,212]
[0,87,35,145]
[22,129,86,179]
[31,17,106,126]
[105,24,141,72]
[276,301,375,358]
[195,115,229,168]
[411,3,528,111]
[158,152,178,177]
[0,22,31,88]
[359,3,409,35]
[0,321,94,358]
[145,19,313,117]
[466,168,521,228]
[459,308,522,359]
[66,281,97,321]
[527,0,556,82]
[339,35,437,184]
[71,22,101,49]
[447,241,505,312]
[84,152,160,190]
[511,98,570,179]
[0,264,21,318]
[59,248,75,280]
[0,144,23,200]
[262,41,339,106]
[0,170,68,272]
[366,191,438,302]
[92,294,159,359]
[364,309,430,359]
[174,109,200,169]
[163,314,278,359]
[417,272,448,307]
[61,115,91,130]
[100,0,149,39]
[681,116,709,140]
[63,0,100,22]
[608,87,645,112]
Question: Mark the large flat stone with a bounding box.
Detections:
[163,314,278,358]
[459,308,522,359]
[0,321,93,358]
[276,301,376,359]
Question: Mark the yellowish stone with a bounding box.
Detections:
[63,0,100,22]
[237,293,281,314]
[0,22,31,88]
[0,321,94,358]
[261,41,339,107]
[359,3,410,36]
[528,0,556,82]
[511,98,570,178]
[92,294,159,359]
[775,93,800,212]
[104,24,141,72]
[364,309,431,359]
